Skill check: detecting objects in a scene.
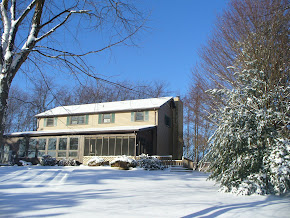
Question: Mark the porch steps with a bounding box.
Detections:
[170,165,193,173]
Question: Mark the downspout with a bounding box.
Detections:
[134,131,137,158]
[154,108,157,125]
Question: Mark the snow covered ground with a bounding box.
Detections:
[0,166,289,218]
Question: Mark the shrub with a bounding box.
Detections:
[87,157,109,166]
[137,154,165,170]
[58,158,82,166]
[19,160,32,166]
[110,156,137,170]
[41,155,57,166]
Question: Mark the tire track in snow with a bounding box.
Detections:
[47,168,74,186]
[0,169,27,183]
[1,170,39,185]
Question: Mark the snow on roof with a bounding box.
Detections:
[5,125,156,137]
[35,97,173,117]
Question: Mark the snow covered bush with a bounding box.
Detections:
[110,156,137,170]
[41,155,57,166]
[205,60,289,195]
[19,160,32,166]
[137,154,165,170]
[265,138,290,195]
[87,157,109,166]
[58,158,82,166]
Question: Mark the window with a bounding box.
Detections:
[58,152,66,157]
[38,138,46,157]
[59,138,67,150]
[165,115,171,127]
[38,139,46,150]
[16,137,80,159]
[70,138,79,150]
[103,114,111,123]
[48,138,57,157]
[44,117,57,127]
[136,112,144,121]
[99,113,115,124]
[131,111,149,122]
[71,115,85,125]
[28,139,37,158]
[84,136,136,156]
[18,139,26,157]
[68,115,88,125]
[47,118,54,126]
[69,138,79,158]
[48,138,57,150]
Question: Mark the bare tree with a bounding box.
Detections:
[5,78,170,135]
[0,0,147,161]
[183,78,211,165]
[186,1,289,165]
[5,86,33,133]
[197,0,289,90]
[56,79,171,106]
[5,75,58,133]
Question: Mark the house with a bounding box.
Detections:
[4,96,183,164]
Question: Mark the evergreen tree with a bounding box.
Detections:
[206,60,289,195]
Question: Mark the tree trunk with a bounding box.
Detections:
[0,74,10,162]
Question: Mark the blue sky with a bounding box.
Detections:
[88,0,228,96]
[15,0,228,97]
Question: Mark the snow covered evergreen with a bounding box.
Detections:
[137,154,165,170]
[206,61,289,195]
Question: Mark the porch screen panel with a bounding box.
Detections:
[96,138,102,156]
[48,138,56,157]
[109,137,115,156]
[28,139,37,158]
[84,138,90,156]
[18,139,26,157]
[129,137,135,156]
[122,137,128,155]
[70,138,79,150]
[58,151,66,158]
[59,138,67,150]
[48,138,56,150]
[38,138,46,150]
[58,138,67,158]
[69,138,79,158]
[102,138,109,155]
[115,137,122,155]
[38,138,46,157]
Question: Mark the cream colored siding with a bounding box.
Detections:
[38,110,156,131]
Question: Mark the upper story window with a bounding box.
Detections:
[98,113,115,124]
[165,115,171,127]
[131,111,149,122]
[47,118,55,126]
[44,117,57,127]
[67,115,89,125]
[136,112,144,121]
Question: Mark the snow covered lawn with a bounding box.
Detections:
[0,166,289,218]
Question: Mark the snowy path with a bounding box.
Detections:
[0,166,289,218]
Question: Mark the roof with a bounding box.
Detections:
[35,97,173,117]
[5,125,156,137]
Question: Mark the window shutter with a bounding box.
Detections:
[85,115,89,124]
[111,113,115,123]
[145,111,149,121]
[98,114,102,124]
[67,116,70,125]
[44,118,47,127]
[131,112,135,122]
[54,117,58,126]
